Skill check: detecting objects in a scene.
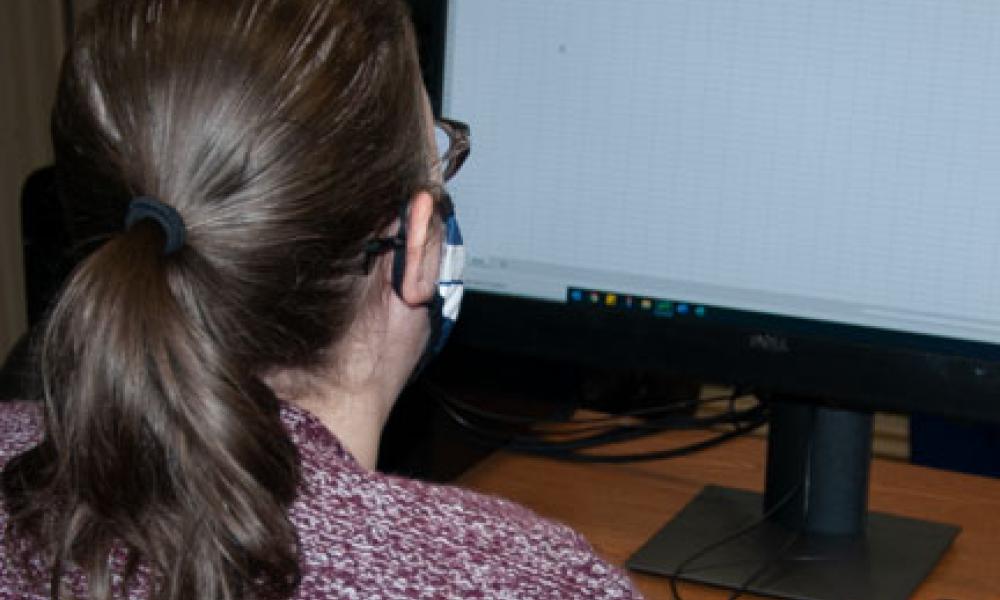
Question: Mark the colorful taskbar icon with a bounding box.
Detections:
[567,287,708,319]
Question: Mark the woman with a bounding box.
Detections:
[0,1,644,599]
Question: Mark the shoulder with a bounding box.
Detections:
[0,402,46,598]
[292,462,642,599]
[0,402,43,468]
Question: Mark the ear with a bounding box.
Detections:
[396,191,440,306]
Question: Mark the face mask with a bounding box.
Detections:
[390,198,465,379]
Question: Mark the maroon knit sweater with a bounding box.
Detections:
[0,401,644,599]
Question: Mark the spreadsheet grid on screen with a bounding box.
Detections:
[441,0,1000,344]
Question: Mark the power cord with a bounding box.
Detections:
[670,406,822,599]
[433,385,749,432]
[724,530,802,600]
[423,379,768,463]
[668,482,804,600]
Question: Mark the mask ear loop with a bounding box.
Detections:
[363,190,448,303]
[390,201,409,297]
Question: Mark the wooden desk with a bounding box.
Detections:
[456,428,1000,600]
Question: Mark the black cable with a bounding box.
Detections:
[438,402,697,437]
[464,405,766,452]
[433,387,768,463]
[668,481,803,600]
[723,523,842,599]
[432,394,767,457]
[523,405,763,440]
[431,384,765,446]
[425,380,765,450]
[670,402,818,600]
[724,530,802,600]
[423,379,742,429]
[463,401,722,436]
[517,418,768,463]
[523,407,765,450]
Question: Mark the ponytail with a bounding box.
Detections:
[3,221,300,599]
[3,0,430,597]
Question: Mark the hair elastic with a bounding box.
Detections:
[125,196,187,255]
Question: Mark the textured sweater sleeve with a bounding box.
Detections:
[0,402,44,467]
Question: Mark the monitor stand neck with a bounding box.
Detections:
[627,398,960,600]
[765,401,872,536]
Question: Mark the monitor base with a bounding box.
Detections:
[627,486,958,600]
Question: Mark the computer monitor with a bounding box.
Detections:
[414,1,1000,599]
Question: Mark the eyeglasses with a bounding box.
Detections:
[361,118,469,273]
[434,118,470,182]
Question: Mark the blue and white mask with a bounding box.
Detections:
[431,201,465,355]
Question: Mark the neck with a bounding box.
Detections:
[297,389,390,469]
[266,365,399,470]
[261,282,429,469]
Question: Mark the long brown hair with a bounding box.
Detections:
[2,1,429,598]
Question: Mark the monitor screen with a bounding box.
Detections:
[436,0,1000,422]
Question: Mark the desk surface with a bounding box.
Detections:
[456,427,1000,600]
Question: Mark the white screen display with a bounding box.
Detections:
[443,0,1000,345]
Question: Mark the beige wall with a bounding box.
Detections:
[0,1,65,359]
